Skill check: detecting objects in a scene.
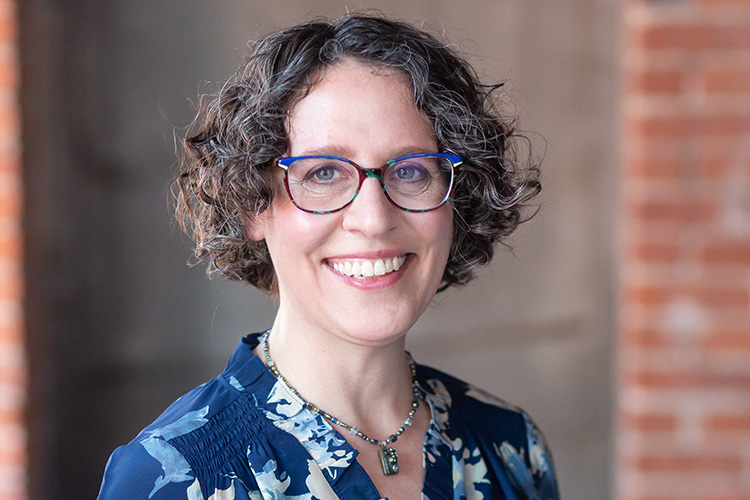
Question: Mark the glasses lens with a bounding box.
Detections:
[286,157,359,213]
[383,155,454,211]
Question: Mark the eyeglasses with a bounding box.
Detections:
[274,153,462,214]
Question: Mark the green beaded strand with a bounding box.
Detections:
[261,331,420,471]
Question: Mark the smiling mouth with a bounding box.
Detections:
[328,256,407,279]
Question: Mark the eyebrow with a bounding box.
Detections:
[297,144,352,157]
[295,145,438,161]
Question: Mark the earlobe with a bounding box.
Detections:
[243,213,266,242]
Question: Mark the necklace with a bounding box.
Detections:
[260,330,420,476]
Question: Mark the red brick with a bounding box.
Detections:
[701,242,750,264]
[699,498,750,500]
[629,454,742,472]
[0,7,17,46]
[635,23,750,51]
[624,328,677,348]
[0,190,20,218]
[625,286,673,306]
[703,332,750,350]
[692,287,749,307]
[0,448,24,467]
[699,0,750,6]
[630,114,750,139]
[0,410,22,427]
[629,69,684,95]
[707,414,750,431]
[622,411,678,431]
[0,232,21,260]
[629,243,681,262]
[631,24,705,51]
[699,157,730,178]
[627,370,750,389]
[629,200,718,223]
[0,289,22,303]
[0,323,21,344]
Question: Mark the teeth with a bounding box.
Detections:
[361,261,374,277]
[330,256,407,279]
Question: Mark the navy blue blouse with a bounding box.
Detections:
[97,333,559,500]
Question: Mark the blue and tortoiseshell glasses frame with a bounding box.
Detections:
[274,153,463,214]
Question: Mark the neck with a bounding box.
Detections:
[260,315,417,439]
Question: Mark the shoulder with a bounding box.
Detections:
[98,335,274,499]
[98,373,265,499]
[97,375,233,499]
[417,364,560,500]
[417,363,527,425]
[97,436,200,499]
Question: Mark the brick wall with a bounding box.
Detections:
[0,0,24,498]
[620,1,750,499]
[3,2,749,499]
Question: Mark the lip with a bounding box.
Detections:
[326,250,408,260]
[325,253,412,290]
[328,255,406,277]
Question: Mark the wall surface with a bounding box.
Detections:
[19,1,619,499]
[0,0,24,498]
[619,1,750,499]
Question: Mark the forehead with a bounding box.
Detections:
[286,60,436,158]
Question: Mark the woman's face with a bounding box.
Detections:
[251,60,453,346]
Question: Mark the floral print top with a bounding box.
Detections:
[97,333,559,500]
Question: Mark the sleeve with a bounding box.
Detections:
[524,413,559,500]
[97,438,198,500]
[497,412,560,500]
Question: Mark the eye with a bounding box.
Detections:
[301,162,350,184]
[388,162,429,183]
[396,166,418,180]
[309,166,338,181]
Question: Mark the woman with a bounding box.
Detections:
[98,15,559,500]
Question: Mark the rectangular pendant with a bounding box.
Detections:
[379,447,399,475]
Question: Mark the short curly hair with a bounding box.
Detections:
[174,14,540,294]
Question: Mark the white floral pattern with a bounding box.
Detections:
[98,333,559,500]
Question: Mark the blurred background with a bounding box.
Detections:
[1,0,748,499]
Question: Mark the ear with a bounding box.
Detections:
[243,212,266,242]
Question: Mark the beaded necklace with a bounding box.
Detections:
[260,330,420,476]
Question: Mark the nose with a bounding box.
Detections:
[341,175,398,237]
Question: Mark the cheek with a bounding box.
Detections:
[415,208,454,263]
[435,213,455,278]
[264,207,338,261]
[431,206,454,249]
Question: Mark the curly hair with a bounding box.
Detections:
[174,14,540,294]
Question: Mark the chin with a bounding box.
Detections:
[335,318,415,347]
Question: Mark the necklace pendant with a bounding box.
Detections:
[379,447,399,475]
